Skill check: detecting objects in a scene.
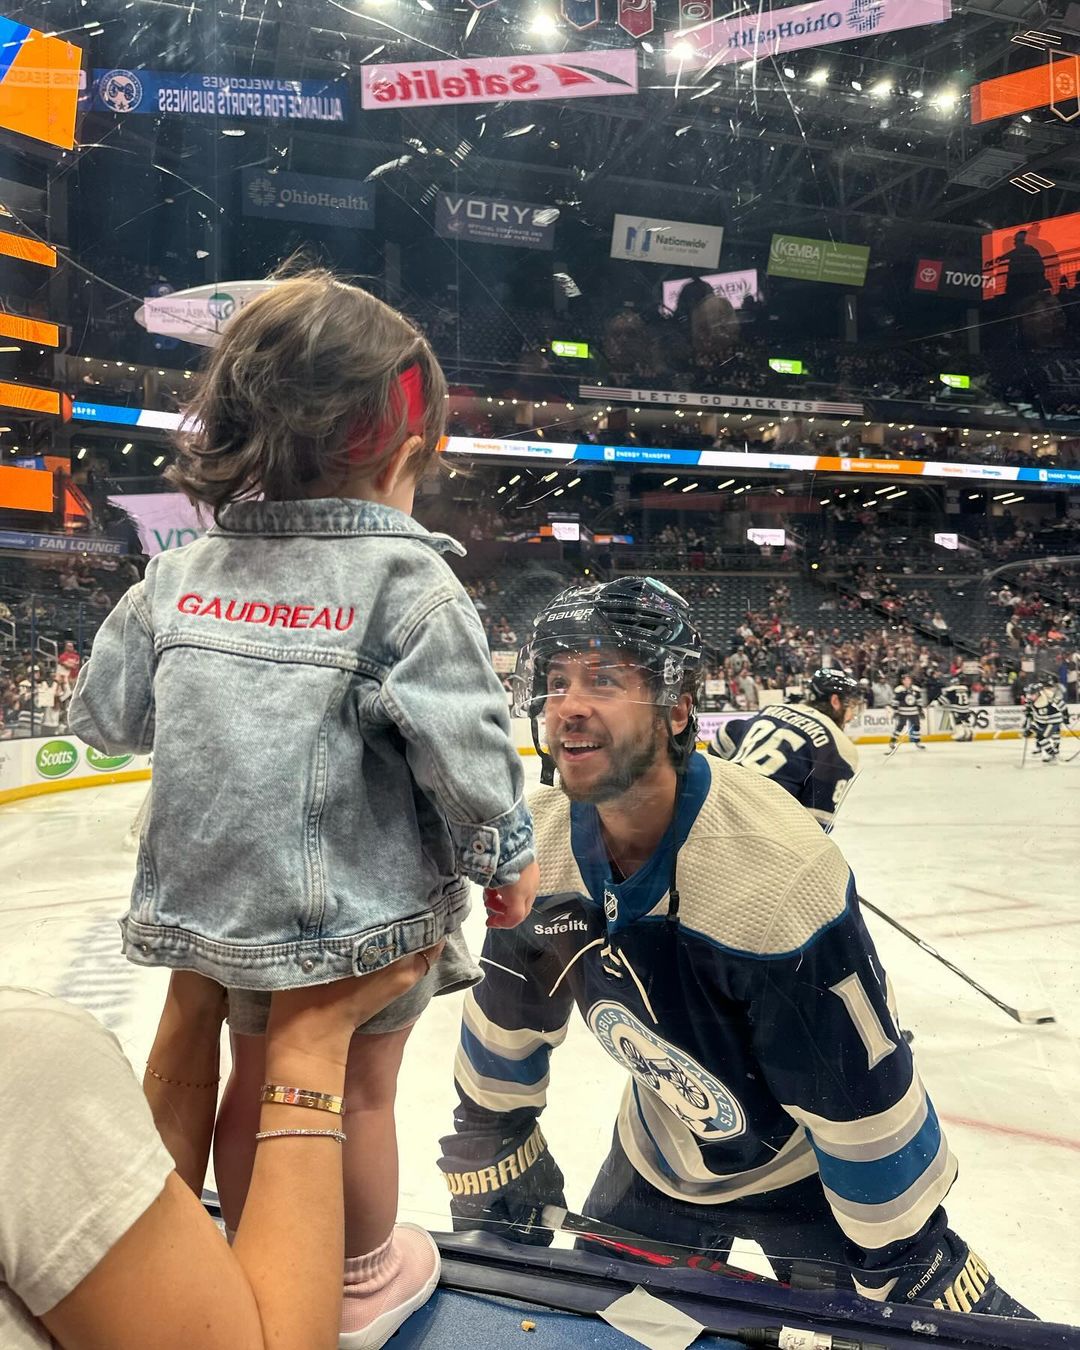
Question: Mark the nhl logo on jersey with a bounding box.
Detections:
[604,888,619,922]
[588,1001,746,1140]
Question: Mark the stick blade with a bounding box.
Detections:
[1016,1008,1056,1025]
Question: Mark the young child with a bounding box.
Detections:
[68,269,538,1350]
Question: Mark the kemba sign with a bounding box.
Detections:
[360,49,637,109]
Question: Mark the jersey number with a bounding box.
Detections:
[733,721,805,776]
[829,973,898,1070]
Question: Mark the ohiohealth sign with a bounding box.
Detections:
[241,169,374,228]
[665,0,950,67]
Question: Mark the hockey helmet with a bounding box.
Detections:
[1041,672,1060,689]
[807,667,861,706]
[512,576,703,720]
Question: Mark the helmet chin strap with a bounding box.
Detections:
[531,717,557,787]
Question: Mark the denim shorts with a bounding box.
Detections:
[227,926,481,1037]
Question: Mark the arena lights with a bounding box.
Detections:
[809,68,829,85]
[681,482,699,493]
[932,87,960,112]
[718,479,735,489]
[663,476,678,486]
[870,79,892,98]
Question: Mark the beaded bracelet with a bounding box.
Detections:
[146,1064,220,1090]
[255,1128,347,1144]
[260,1084,345,1115]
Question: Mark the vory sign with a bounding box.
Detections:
[435,194,556,250]
[665,0,951,68]
[360,49,637,109]
[913,257,988,299]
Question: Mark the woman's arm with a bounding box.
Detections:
[40,951,438,1350]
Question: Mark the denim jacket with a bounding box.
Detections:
[68,498,534,989]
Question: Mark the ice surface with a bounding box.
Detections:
[1,741,1077,1323]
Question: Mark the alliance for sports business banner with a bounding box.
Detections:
[360,48,637,109]
[91,69,347,121]
[241,169,374,228]
[665,0,950,68]
[611,214,723,269]
[768,233,870,287]
[435,193,556,250]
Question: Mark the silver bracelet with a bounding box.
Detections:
[255,1128,347,1144]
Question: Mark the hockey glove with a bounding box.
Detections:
[900,1230,1037,1319]
[438,1123,566,1246]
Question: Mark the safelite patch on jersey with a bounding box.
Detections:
[587,1001,746,1141]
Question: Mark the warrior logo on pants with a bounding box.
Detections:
[588,1001,746,1140]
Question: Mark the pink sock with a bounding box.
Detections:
[340,1227,438,1335]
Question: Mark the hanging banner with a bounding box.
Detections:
[241,168,374,227]
[611,214,724,267]
[0,17,82,150]
[767,233,870,287]
[361,49,638,109]
[561,0,601,28]
[665,0,951,69]
[90,69,348,121]
[971,53,1080,125]
[135,280,277,346]
[618,0,656,37]
[679,0,714,23]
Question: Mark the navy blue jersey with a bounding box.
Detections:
[1025,689,1068,728]
[709,701,859,829]
[447,753,956,1296]
[940,684,971,714]
[892,684,923,719]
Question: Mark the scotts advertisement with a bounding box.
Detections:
[665,0,951,68]
[135,280,276,347]
[241,169,374,228]
[611,214,724,269]
[912,257,988,299]
[662,268,759,313]
[360,49,638,109]
[90,70,348,121]
[435,194,557,250]
[767,233,870,287]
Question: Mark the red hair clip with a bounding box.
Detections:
[347,364,426,464]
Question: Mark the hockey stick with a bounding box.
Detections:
[857,894,1056,1025]
[1020,730,1029,769]
[1062,725,1080,764]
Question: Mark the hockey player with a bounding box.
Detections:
[939,678,975,743]
[1023,675,1069,764]
[708,668,861,830]
[888,672,925,753]
[439,578,1034,1319]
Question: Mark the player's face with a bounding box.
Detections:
[544,651,667,804]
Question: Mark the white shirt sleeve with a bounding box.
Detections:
[0,990,175,1317]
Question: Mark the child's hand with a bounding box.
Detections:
[484,860,540,929]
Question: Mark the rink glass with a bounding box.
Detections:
[1,0,1078,1332]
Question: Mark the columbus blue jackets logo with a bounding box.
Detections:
[98,70,144,113]
[588,1002,746,1140]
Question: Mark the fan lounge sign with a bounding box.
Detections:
[664,0,951,68]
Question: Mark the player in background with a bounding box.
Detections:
[1023,675,1070,764]
[709,668,862,830]
[888,673,926,754]
[938,678,975,743]
[439,579,1035,1320]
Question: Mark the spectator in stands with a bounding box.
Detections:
[871,673,893,709]
[57,640,82,678]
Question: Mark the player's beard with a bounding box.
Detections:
[556,715,664,804]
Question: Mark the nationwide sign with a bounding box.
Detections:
[665,0,951,68]
[241,169,374,228]
[767,233,870,287]
[91,69,348,121]
[360,49,637,109]
[435,193,556,250]
[581,383,864,416]
[912,256,988,299]
[611,214,723,269]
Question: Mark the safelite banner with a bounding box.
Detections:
[360,49,638,109]
[665,0,951,68]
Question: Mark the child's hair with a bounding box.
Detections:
[166,266,448,515]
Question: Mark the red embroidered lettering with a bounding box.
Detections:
[224,600,246,621]
[310,608,332,629]
[289,605,313,629]
[178,593,202,614]
[245,603,271,624]
[334,607,355,631]
[200,597,222,619]
[268,604,291,627]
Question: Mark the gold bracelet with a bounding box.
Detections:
[146,1065,220,1090]
[260,1084,345,1116]
[255,1128,347,1144]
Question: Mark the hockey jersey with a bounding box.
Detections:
[709,701,860,829]
[939,684,972,716]
[447,752,957,1296]
[891,684,923,719]
[1025,688,1068,727]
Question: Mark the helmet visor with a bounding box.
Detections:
[511,634,688,719]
